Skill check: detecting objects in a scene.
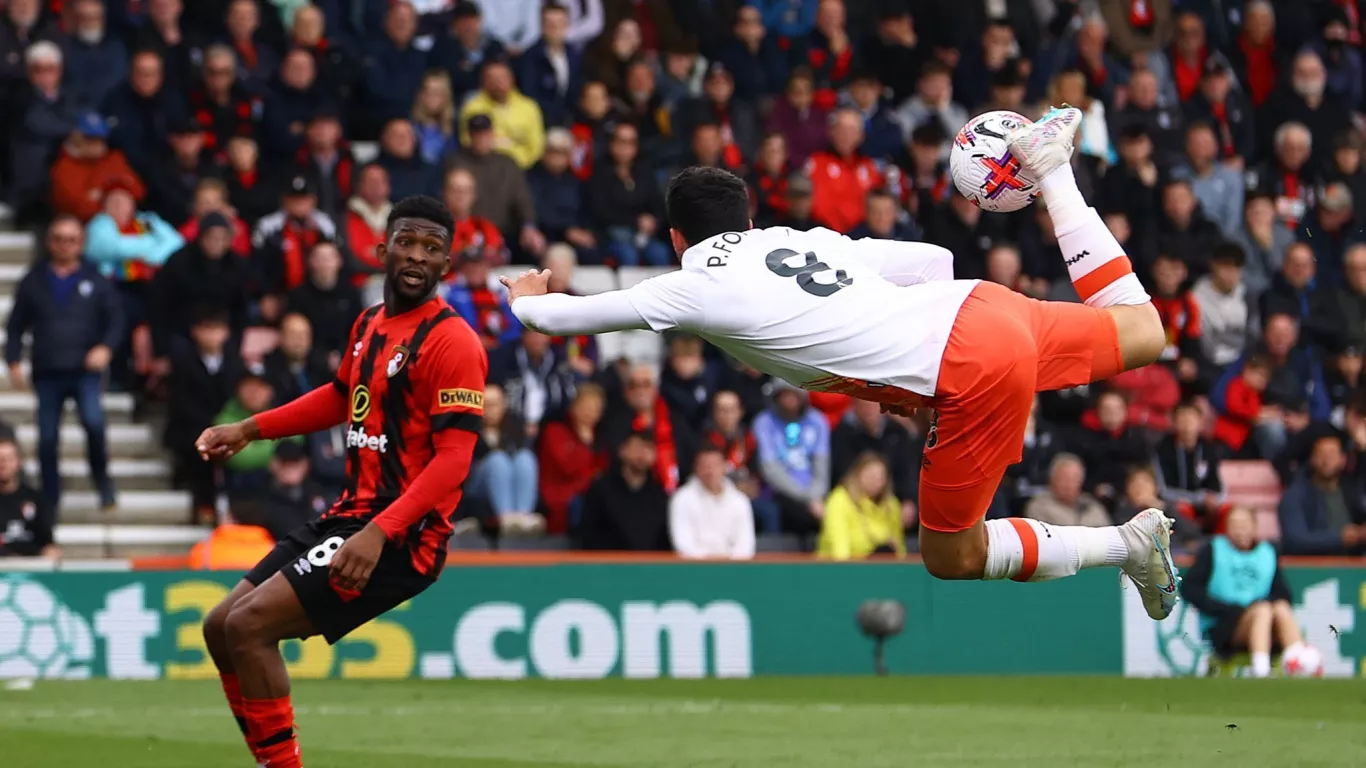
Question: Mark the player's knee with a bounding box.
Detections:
[1270,599,1293,617]
[920,545,987,581]
[1128,303,1165,368]
[222,598,270,653]
[202,600,232,651]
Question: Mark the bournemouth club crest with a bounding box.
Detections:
[386,345,409,378]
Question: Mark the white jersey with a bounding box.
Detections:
[623,227,977,402]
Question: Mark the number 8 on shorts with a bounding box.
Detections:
[307,536,345,567]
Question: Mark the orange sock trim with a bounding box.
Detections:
[1072,256,1133,303]
[1007,517,1039,582]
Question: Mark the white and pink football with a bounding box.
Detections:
[949,110,1040,213]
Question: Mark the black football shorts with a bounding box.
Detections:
[244,516,443,644]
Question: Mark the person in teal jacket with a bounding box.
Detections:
[84,185,185,281]
[1180,506,1308,677]
[84,184,185,388]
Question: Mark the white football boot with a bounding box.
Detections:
[1118,508,1181,620]
[1006,106,1083,178]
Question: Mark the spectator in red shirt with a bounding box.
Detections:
[49,111,146,222]
[250,173,338,317]
[1149,251,1206,393]
[344,163,390,283]
[1164,10,1209,104]
[702,388,777,533]
[806,108,899,233]
[179,178,251,258]
[442,166,507,265]
[568,80,618,181]
[538,382,607,534]
[1214,354,1270,456]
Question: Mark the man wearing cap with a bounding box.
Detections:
[459,57,546,169]
[145,114,217,226]
[296,107,355,222]
[149,212,253,359]
[449,113,545,256]
[1183,55,1254,166]
[251,172,339,304]
[49,110,146,221]
[677,62,761,165]
[231,439,330,541]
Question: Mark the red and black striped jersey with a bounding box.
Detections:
[326,298,487,570]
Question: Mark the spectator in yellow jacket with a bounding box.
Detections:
[817,452,906,560]
[459,59,545,169]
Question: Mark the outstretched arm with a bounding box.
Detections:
[504,268,706,335]
[196,384,348,460]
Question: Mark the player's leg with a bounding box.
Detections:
[918,292,1125,581]
[204,529,310,761]
[1230,601,1275,677]
[1009,108,1165,371]
[202,579,256,746]
[1270,599,1309,667]
[224,573,316,768]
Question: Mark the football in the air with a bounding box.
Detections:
[1281,643,1325,678]
[949,110,1040,213]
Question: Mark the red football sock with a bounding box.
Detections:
[219,673,257,755]
[243,695,303,768]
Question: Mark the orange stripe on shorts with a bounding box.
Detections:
[1072,257,1133,303]
[1007,517,1039,582]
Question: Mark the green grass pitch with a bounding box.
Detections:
[3,677,1364,767]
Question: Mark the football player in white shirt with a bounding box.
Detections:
[504,108,1181,620]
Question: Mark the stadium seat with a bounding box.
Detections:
[351,141,379,165]
[497,536,570,551]
[596,330,664,366]
[755,533,803,552]
[617,266,673,289]
[570,266,617,295]
[1219,460,1282,541]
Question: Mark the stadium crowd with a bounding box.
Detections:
[0,0,1365,563]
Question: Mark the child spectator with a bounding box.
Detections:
[1149,251,1206,392]
[1191,242,1253,369]
[1154,400,1226,527]
[213,373,301,492]
[1213,354,1270,457]
[178,178,251,257]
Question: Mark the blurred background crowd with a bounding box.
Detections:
[0,0,1364,566]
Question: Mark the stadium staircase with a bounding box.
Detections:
[0,232,201,560]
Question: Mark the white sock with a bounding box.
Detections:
[1041,166,1150,309]
[983,518,1129,582]
[1250,652,1272,678]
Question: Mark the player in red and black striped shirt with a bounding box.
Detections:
[195,195,486,768]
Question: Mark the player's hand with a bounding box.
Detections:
[499,269,551,304]
[7,363,26,390]
[330,522,386,592]
[195,420,258,462]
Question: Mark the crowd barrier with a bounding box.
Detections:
[0,557,1360,679]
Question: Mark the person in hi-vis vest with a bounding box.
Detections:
[1180,506,1306,677]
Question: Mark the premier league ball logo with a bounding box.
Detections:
[0,577,95,679]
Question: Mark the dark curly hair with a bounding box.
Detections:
[386,195,454,240]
